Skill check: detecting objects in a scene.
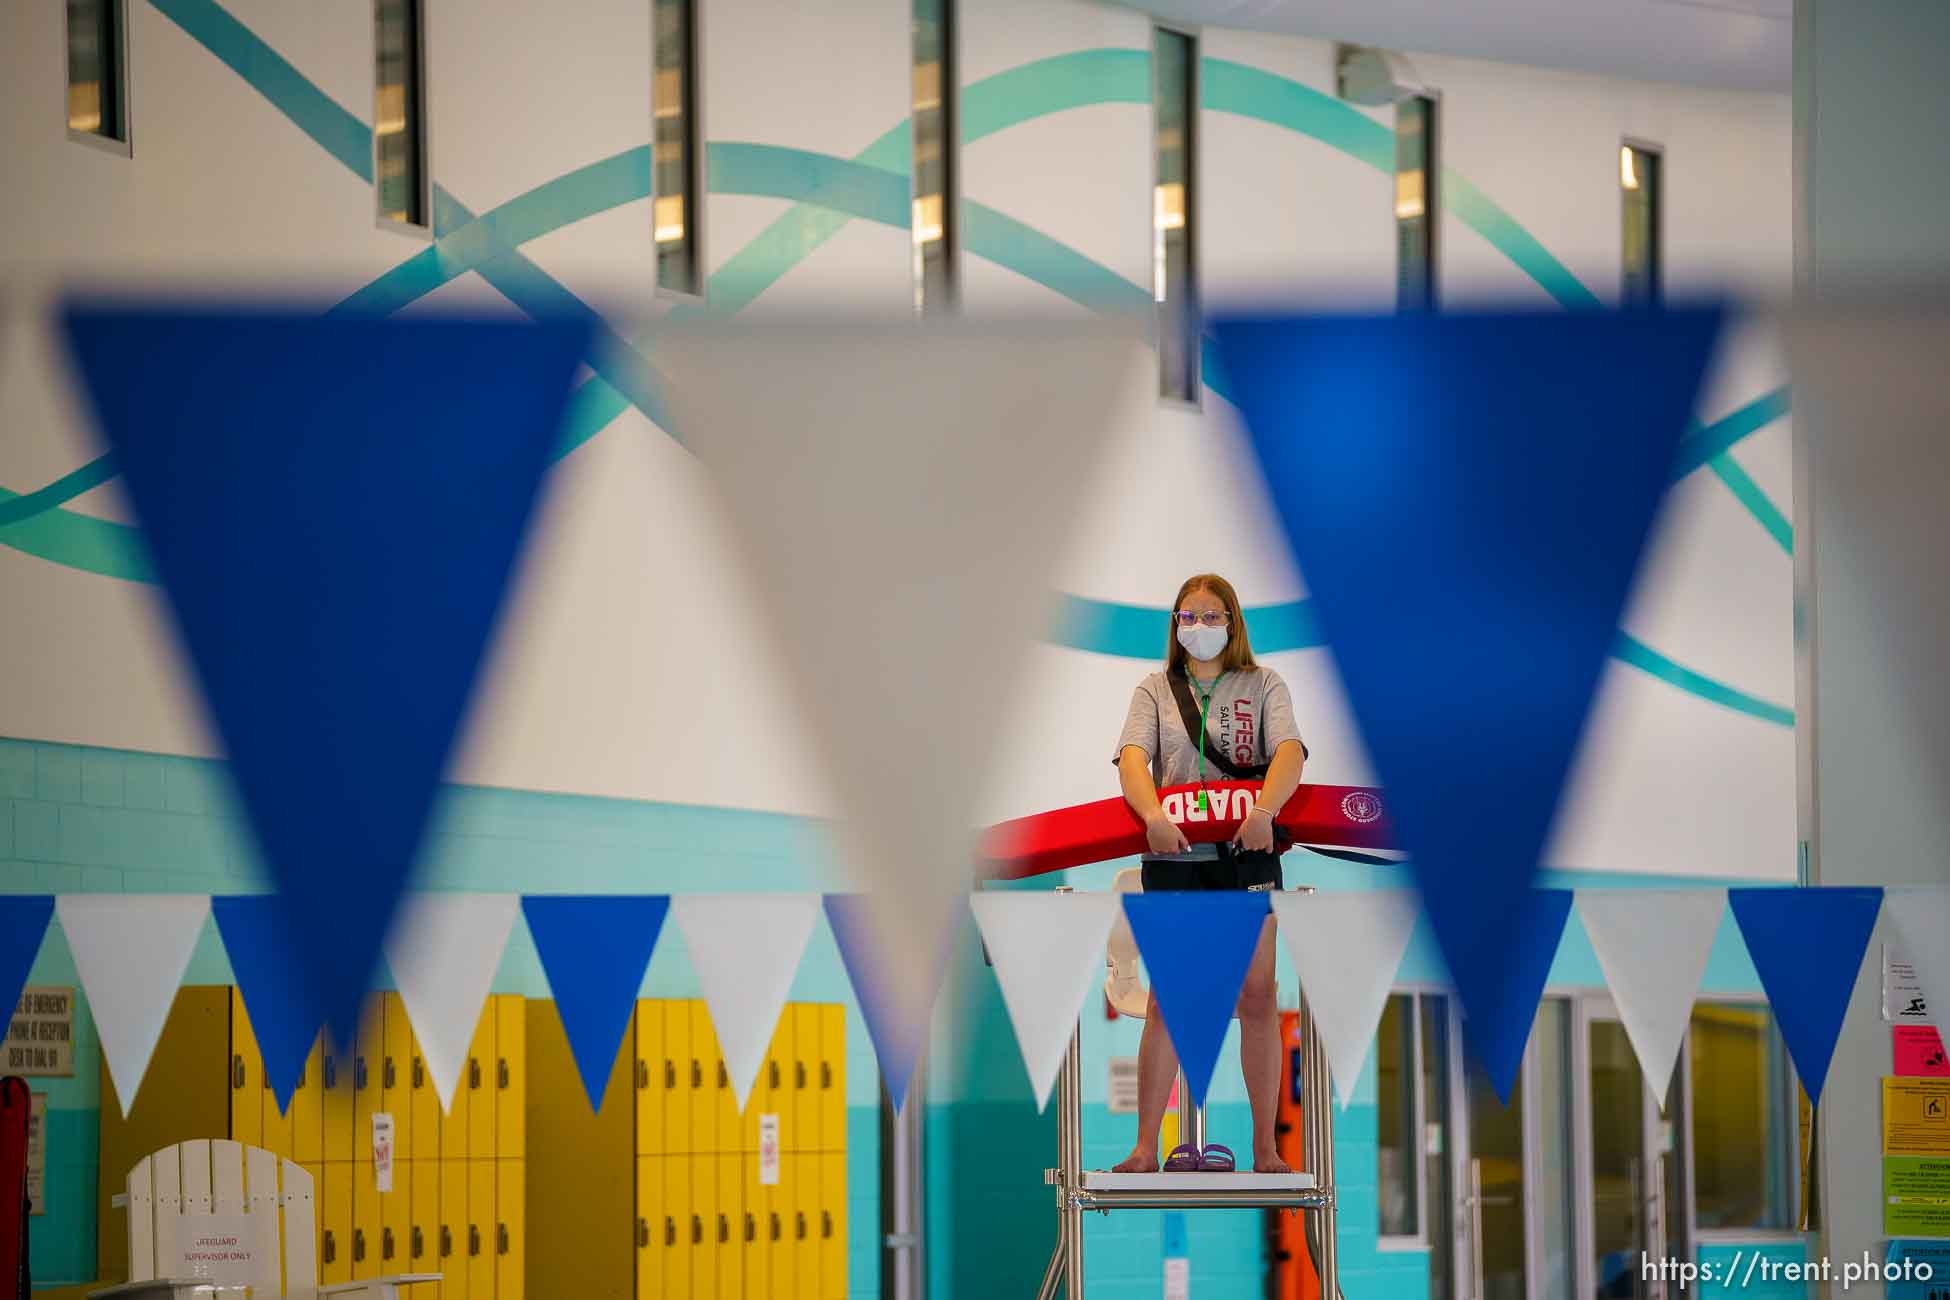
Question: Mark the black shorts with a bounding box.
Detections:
[1140,846,1284,893]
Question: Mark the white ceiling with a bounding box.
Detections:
[1125,0,1793,93]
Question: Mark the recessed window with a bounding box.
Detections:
[1395,95,1437,311]
[1621,143,1662,305]
[912,0,957,314]
[1689,1002,1801,1231]
[66,0,128,149]
[374,0,428,230]
[1153,27,1199,401]
[654,0,702,296]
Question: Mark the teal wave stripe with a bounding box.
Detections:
[0,455,119,529]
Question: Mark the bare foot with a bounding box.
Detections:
[1113,1147,1159,1173]
[1253,1145,1293,1174]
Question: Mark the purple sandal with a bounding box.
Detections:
[1198,1143,1237,1172]
[1163,1143,1202,1172]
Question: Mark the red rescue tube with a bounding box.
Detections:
[980,780,1397,880]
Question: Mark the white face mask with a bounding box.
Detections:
[1177,622,1229,663]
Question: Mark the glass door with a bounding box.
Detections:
[1462,1053,1526,1300]
[1577,1002,1688,1300]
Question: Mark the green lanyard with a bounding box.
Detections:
[1189,670,1224,811]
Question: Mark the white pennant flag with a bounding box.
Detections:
[970,891,1122,1111]
[384,893,521,1112]
[1577,889,1725,1094]
[670,893,821,1111]
[1270,890,1418,1107]
[1885,887,1950,1027]
[656,318,1145,1048]
[59,894,211,1113]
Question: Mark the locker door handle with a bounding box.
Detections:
[353,1228,367,1263]
[770,1062,781,1088]
[297,1062,307,1089]
[822,1211,832,1239]
[665,1060,676,1089]
[691,1059,703,1088]
[821,1063,832,1089]
[324,1056,338,1090]
[718,1213,729,1244]
[469,1058,482,1090]
[796,1211,807,1240]
[232,1055,246,1090]
[440,1226,452,1258]
[691,1215,703,1245]
[323,1230,337,1264]
[718,1061,729,1089]
[261,1066,270,1092]
[795,1062,807,1089]
[468,1225,481,1257]
[412,1226,424,1259]
[383,1057,396,1090]
[498,1059,510,1089]
[356,1057,369,1091]
[636,1060,649,1090]
[383,1226,396,1260]
[498,1223,510,1255]
[413,1056,425,1089]
[770,1212,781,1242]
[744,1213,756,1243]
[637,1217,648,1249]
[664,1217,676,1247]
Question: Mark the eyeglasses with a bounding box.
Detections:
[1173,610,1231,628]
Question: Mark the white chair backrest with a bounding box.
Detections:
[126,1139,315,1295]
[1105,868,1149,1018]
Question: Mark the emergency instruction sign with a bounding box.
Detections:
[7,986,75,1077]
[1885,1158,1950,1236]
[1886,1078,1950,1156]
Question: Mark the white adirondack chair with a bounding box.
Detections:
[90,1138,438,1299]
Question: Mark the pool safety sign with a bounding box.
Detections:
[7,986,75,1077]
[1886,944,1933,1023]
[1885,1159,1950,1236]
[1885,1078,1950,1156]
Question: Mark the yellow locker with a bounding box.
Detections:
[666,1002,699,1156]
[821,1152,847,1299]
[440,1159,470,1300]
[717,1152,744,1300]
[466,1010,498,1160]
[495,1160,524,1300]
[354,995,385,1166]
[636,1156,663,1300]
[410,1157,441,1282]
[411,1031,443,1169]
[743,1153,768,1300]
[686,1001,715,1156]
[693,1151,718,1298]
[704,1011,740,1157]
[495,996,525,1159]
[761,1014,792,1154]
[664,1153,693,1298]
[792,1006,820,1154]
[228,988,264,1150]
[292,1038,325,1165]
[795,1152,820,1295]
[383,992,416,1162]
[353,1161,381,1281]
[323,1031,356,1163]
[764,1157,792,1300]
[320,1162,353,1286]
[819,1005,845,1155]
[261,1064,294,1159]
[381,1170,411,1276]
[467,1160,496,1300]
[635,1001,666,1157]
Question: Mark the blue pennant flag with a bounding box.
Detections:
[0,897,55,1039]
[1728,887,1883,1104]
[1210,307,1722,1082]
[1462,889,1574,1104]
[825,895,951,1113]
[210,895,322,1113]
[523,895,670,1111]
[1121,892,1270,1107]
[61,305,589,1047]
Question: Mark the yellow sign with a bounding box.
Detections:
[1884,1078,1950,1156]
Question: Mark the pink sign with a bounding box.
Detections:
[1894,1025,1950,1077]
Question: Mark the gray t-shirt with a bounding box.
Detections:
[1114,666,1307,859]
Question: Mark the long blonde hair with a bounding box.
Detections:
[1164,574,1258,676]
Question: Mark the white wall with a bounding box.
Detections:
[1,0,1795,878]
